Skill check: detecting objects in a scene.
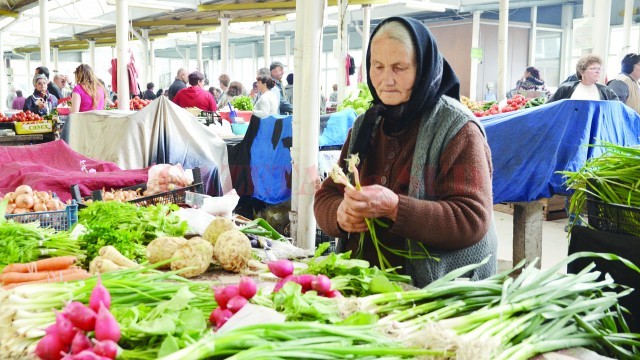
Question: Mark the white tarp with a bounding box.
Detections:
[66,96,232,194]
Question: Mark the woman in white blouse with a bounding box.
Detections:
[252,74,280,118]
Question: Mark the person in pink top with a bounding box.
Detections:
[70,64,106,113]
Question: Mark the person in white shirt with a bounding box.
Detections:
[548,54,619,102]
[252,74,279,118]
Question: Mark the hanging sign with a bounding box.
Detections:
[573,17,594,50]
[471,47,484,60]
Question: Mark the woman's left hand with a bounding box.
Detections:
[344,185,399,221]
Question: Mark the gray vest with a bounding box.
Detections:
[348,96,498,288]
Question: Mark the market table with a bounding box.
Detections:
[62,96,232,196]
[483,99,640,268]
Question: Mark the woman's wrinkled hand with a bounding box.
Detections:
[337,185,399,233]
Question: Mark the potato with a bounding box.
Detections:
[202,217,237,245]
[170,237,214,278]
[146,236,188,268]
[213,230,252,272]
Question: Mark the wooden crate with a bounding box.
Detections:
[493,195,568,221]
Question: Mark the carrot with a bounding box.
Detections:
[2,271,91,290]
[1,256,77,274]
[1,268,88,286]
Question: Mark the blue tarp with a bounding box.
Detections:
[250,115,293,204]
[484,99,640,204]
[319,109,357,147]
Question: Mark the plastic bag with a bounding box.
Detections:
[146,164,191,195]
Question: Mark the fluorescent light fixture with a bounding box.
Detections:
[49,17,113,27]
[106,0,177,11]
[404,1,447,12]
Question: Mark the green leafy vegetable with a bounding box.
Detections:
[231,95,254,111]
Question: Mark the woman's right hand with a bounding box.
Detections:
[337,197,368,233]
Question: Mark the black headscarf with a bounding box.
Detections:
[351,16,461,159]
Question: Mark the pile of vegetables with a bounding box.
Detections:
[462,94,547,117]
[561,142,640,231]
[231,95,254,111]
[3,185,66,214]
[77,201,188,267]
[93,188,142,203]
[210,276,257,329]
[35,278,119,360]
[1,256,89,290]
[336,83,373,115]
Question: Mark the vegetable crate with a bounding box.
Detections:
[587,198,640,237]
[5,201,78,231]
[14,120,54,134]
[315,228,336,255]
[201,111,221,125]
[88,168,204,207]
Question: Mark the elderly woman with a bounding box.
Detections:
[548,54,619,102]
[252,74,279,118]
[24,74,59,116]
[70,64,106,113]
[314,17,497,287]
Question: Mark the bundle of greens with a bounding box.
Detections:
[0,205,82,271]
[78,201,188,266]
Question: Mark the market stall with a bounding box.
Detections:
[63,96,232,196]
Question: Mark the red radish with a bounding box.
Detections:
[295,274,316,292]
[223,285,240,301]
[55,311,76,346]
[69,350,102,360]
[35,333,66,360]
[65,301,97,332]
[324,289,343,298]
[211,307,233,328]
[238,276,257,299]
[268,259,294,278]
[93,339,118,358]
[70,331,92,354]
[226,295,248,313]
[94,304,121,343]
[311,274,331,294]
[213,287,229,309]
[272,274,296,293]
[89,276,111,313]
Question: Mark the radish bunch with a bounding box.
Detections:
[35,278,120,360]
[269,259,341,298]
[210,276,257,330]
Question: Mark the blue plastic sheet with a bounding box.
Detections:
[250,115,293,204]
[483,100,640,204]
[319,109,357,147]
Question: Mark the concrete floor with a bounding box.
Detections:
[494,210,570,272]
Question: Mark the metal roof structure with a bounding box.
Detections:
[0,0,582,55]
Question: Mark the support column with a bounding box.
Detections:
[285,36,291,70]
[592,0,611,83]
[116,0,130,108]
[197,32,203,72]
[560,4,574,81]
[528,6,537,66]
[290,0,324,250]
[39,0,50,68]
[513,202,543,268]
[229,44,235,74]
[139,28,149,84]
[89,40,96,71]
[0,32,6,113]
[622,0,633,54]
[25,53,31,77]
[361,5,371,83]
[470,11,481,101]
[149,40,155,86]
[220,17,230,74]
[497,0,509,102]
[264,22,271,66]
[53,47,59,73]
[336,0,348,103]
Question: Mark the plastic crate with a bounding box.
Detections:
[587,198,640,237]
[315,228,336,255]
[201,111,221,125]
[5,201,78,231]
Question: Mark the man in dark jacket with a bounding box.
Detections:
[167,68,188,101]
[142,82,157,100]
[607,53,640,114]
[270,61,293,115]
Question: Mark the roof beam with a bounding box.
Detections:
[149,26,217,36]
[0,9,19,18]
[197,0,388,12]
[133,18,220,27]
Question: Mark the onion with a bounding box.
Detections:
[14,184,34,196]
[12,207,29,214]
[3,191,15,202]
[34,203,48,212]
[38,190,51,200]
[14,193,34,209]
[102,192,115,201]
[5,203,16,214]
